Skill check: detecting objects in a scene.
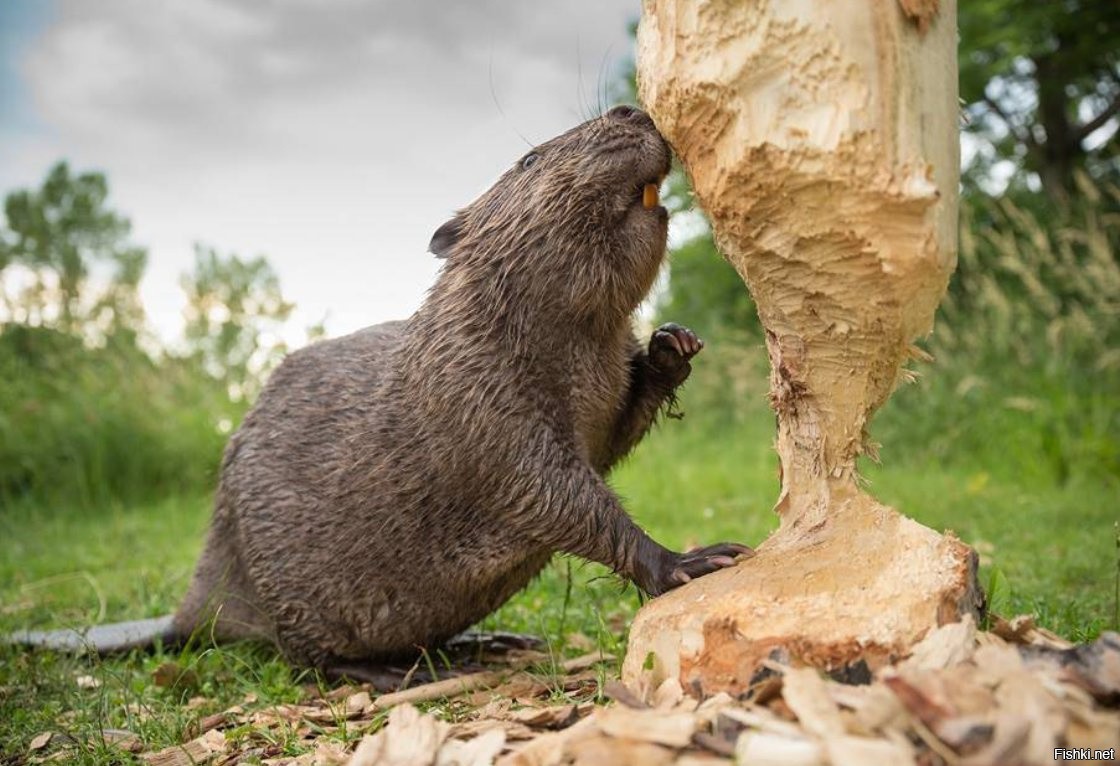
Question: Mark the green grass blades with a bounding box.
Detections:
[2,397,1116,760]
[0,495,206,629]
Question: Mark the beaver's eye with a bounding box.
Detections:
[521,153,540,170]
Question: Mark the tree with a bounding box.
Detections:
[618,30,762,337]
[621,3,1118,349]
[624,0,979,692]
[181,245,293,400]
[960,0,1119,198]
[0,162,147,336]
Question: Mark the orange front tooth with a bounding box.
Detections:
[643,183,659,209]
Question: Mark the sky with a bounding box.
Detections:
[0,0,647,345]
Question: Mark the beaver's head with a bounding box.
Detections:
[429,106,672,322]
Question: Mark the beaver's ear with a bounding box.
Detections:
[429,214,465,258]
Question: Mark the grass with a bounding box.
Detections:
[1,179,1116,762]
[2,376,1117,760]
[0,324,235,509]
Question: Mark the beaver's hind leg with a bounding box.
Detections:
[173,498,273,644]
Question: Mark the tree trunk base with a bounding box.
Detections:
[623,491,983,697]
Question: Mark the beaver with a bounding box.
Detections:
[12,106,751,677]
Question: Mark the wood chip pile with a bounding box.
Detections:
[27,616,1120,766]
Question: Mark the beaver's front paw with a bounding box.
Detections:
[635,541,753,597]
[648,322,704,388]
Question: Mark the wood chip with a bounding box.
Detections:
[1066,706,1120,751]
[325,684,361,701]
[566,737,675,766]
[882,675,954,728]
[101,729,141,752]
[991,614,1074,650]
[830,683,905,734]
[473,698,513,720]
[970,644,1025,686]
[959,713,1031,766]
[142,729,227,766]
[720,707,805,739]
[449,719,535,742]
[496,715,600,766]
[694,692,736,725]
[373,671,509,711]
[992,669,1066,761]
[691,730,736,757]
[826,735,915,766]
[735,730,825,766]
[346,691,372,715]
[991,614,1037,644]
[780,668,845,739]
[506,704,579,729]
[436,729,506,766]
[602,680,648,709]
[306,740,351,765]
[596,706,699,748]
[936,665,997,714]
[675,754,732,766]
[1025,632,1120,704]
[346,703,448,766]
[346,735,384,766]
[652,678,685,710]
[934,715,995,754]
[559,670,600,696]
[193,712,235,736]
[558,651,616,673]
[900,614,977,671]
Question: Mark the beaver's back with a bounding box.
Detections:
[208,319,555,665]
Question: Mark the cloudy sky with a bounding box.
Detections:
[0,0,646,344]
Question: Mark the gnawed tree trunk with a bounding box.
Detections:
[624,0,983,695]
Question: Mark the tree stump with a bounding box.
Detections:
[623,0,983,696]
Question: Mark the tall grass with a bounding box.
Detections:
[1,179,1114,511]
[0,324,243,508]
[653,175,1118,488]
[874,177,1119,484]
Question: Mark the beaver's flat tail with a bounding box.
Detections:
[8,615,178,654]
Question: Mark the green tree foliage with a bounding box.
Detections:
[875,176,1120,484]
[181,246,294,400]
[0,323,231,505]
[655,232,757,336]
[0,163,297,506]
[960,0,1119,197]
[0,161,147,337]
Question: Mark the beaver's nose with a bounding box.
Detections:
[606,105,655,128]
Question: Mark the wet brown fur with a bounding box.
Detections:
[166,107,746,671]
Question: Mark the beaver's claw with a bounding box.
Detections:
[637,542,754,597]
[649,322,704,387]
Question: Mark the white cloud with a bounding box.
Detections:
[1,0,641,344]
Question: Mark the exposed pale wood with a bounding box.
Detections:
[624,0,981,693]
